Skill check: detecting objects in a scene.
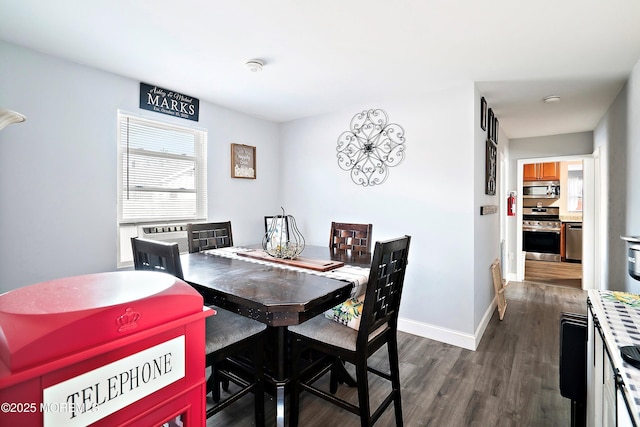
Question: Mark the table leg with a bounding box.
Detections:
[276,383,285,427]
[334,359,357,387]
[274,327,287,427]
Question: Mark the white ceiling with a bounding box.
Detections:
[1,0,639,139]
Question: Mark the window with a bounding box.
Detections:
[567,163,583,212]
[117,111,207,265]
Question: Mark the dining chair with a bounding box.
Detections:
[187,221,233,253]
[330,222,373,253]
[130,237,266,425]
[288,235,411,427]
[131,236,184,278]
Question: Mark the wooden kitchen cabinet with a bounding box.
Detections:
[523,162,560,181]
[540,162,560,180]
[523,164,538,181]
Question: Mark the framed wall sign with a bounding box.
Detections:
[487,108,494,142]
[139,82,199,122]
[493,117,499,144]
[480,97,487,131]
[480,205,498,215]
[231,143,256,179]
[485,139,497,195]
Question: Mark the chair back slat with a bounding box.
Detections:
[329,222,373,253]
[131,237,184,280]
[187,221,233,253]
[357,235,411,346]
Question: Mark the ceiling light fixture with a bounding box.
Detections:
[543,95,561,104]
[0,108,26,131]
[245,60,264,72]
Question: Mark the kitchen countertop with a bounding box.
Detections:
[559,215,582,222]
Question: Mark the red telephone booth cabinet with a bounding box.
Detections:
[0,271,212,426]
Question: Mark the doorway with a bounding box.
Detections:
[515,155,595,290]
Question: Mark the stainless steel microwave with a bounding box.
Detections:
[523,181,560,199]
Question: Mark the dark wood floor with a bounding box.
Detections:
[206,280,587,426]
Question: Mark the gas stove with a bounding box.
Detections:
[522,206,561,262]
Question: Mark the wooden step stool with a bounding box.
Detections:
[490,258,508,320]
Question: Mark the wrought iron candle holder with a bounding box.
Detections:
[262,207,305,259]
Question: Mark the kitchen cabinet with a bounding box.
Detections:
[523,162,560,181]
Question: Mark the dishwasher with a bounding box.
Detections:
[566,223,582,262]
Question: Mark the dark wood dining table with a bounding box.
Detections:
[180,244,371,426]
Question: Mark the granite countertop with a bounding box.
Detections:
[559,215,582,222]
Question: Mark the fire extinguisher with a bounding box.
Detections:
[507,191,516,216]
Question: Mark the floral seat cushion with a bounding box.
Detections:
[324,294,365,330]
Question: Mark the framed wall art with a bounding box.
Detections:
[231,143,256,179]
[485,139,497,195]
[487,108,494,142]
[480,97,487,131]
[493,117,499,144]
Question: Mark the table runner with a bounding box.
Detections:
[204,247,369,298]
[590,290,640,423]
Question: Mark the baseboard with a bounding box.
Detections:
[474,297,497,349]
[398,298,497,351]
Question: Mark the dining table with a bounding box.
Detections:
[180,244,371,426]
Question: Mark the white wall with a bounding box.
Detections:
[1,41,504,349]
[0,41,280,292]
[594,58,640,292]
[278,83,500,348]
[474,86,504,335]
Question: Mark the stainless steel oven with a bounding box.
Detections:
[523,206,561,262]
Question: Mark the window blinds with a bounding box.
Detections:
[567,169,583,212]
[117,112,207,223]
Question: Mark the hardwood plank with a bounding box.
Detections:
[206,280,586,426]
[525,260,582,289]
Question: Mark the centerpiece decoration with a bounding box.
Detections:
[262,207,305,259]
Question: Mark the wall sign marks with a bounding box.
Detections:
[139,83,199,122]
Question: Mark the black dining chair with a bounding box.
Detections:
[131,236,184,278]
[130,237,266,425]
[327,222,374,387]
[288,235,411,427]
[187,221,234,253]
[330,222,373,253]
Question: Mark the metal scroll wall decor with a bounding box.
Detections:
[336,109,406,187]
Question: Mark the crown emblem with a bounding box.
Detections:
[116,307,141,332]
